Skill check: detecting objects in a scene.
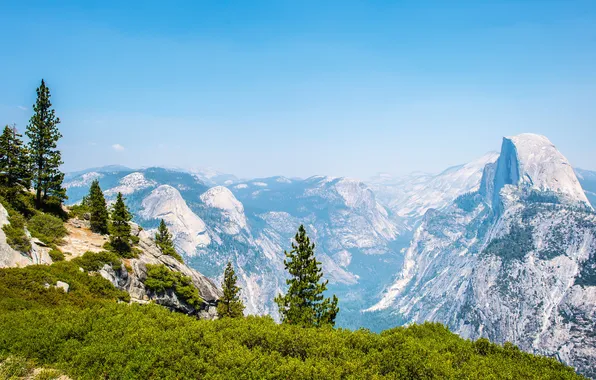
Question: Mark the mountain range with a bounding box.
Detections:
[64,133,596,376]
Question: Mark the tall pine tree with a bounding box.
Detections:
[275,225,339,327]
[26,79,66,209]
[110,192,133,257]
[0,125,31,193]
[217,261,245,318]
[88,179,109,234]
[154,219,183,263]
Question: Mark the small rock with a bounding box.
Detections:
[56,281,70,293]
[43,283,51,289]
[79,267,85,272]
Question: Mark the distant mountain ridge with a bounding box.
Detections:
[64,135,596,376]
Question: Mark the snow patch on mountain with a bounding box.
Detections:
[140,185,210,255]
[106,172,156,195]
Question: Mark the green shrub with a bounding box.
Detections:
[0,355,33,378]
[27,213,68,246]
[72,251,122,272]
[68,202,90,220]
[145,264,203,307]
[33,368,63,380]
[0,305,584,380]
[48,249,65,262]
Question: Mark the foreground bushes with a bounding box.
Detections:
[0,305,583,380]
[0,264,584,380]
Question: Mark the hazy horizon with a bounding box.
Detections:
[2,1,595,178]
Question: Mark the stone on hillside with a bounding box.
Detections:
[56,281,70,293]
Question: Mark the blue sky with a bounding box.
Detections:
[1,1,595,179]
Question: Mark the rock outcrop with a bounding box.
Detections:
[0,203,53,268]
[0,201,221,319]
[98,223,222,319]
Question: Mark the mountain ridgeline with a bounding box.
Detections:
[2,81,591,378]
[62,133,596,377]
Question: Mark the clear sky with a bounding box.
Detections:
[1,1,595,179]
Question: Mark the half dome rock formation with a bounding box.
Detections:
[368,134,596,377]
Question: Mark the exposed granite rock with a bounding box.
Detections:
[0,203,53,268]
[56,281,70,293]
[98,222,222,319]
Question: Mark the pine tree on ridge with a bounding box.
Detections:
[217,261,245,318]
[275,224,339,327]
[154,219,183,263]
[110,192,133,257]
[26,79,66,209]
[88,179,109,234]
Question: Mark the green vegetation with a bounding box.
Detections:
[217,261,245,318]
[0,261,129,312]
[154,219,183,263]
[72,251,122,272]
[88,180,109,234]
[275,225,339,327]
[27,213,68,246]
[26,79,66,209]
[454,191,482,212]
[109,192,134,257]
[48,249,65,262]
[68,196,90,219]
[0,125,31,196]
[144,264,203,308]
[0,355,33,379]
[0,260,584,379]
[483,224,535,262]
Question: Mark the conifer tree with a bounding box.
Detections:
[110,192,133,256]
[217,261,245,318]
[88,179,109,234]
[275,225,339,327]
[154,219,183,263]
[26,79,66,209]
[0,125,31,192]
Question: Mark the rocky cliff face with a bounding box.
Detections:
[99,223,222,319]
[369,134,596,377]
[0,204,53,268]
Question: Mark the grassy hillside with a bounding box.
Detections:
[0,262,584,380]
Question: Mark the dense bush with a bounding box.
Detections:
[0,262,585,380]
[0,303,583,379]
[0,263,585,379]
[72,251,122,272]
[68,200,90,220]
[28,213,68,246]
[48,249,65,262]
[145,264,203,308]
[0,261,129,312]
